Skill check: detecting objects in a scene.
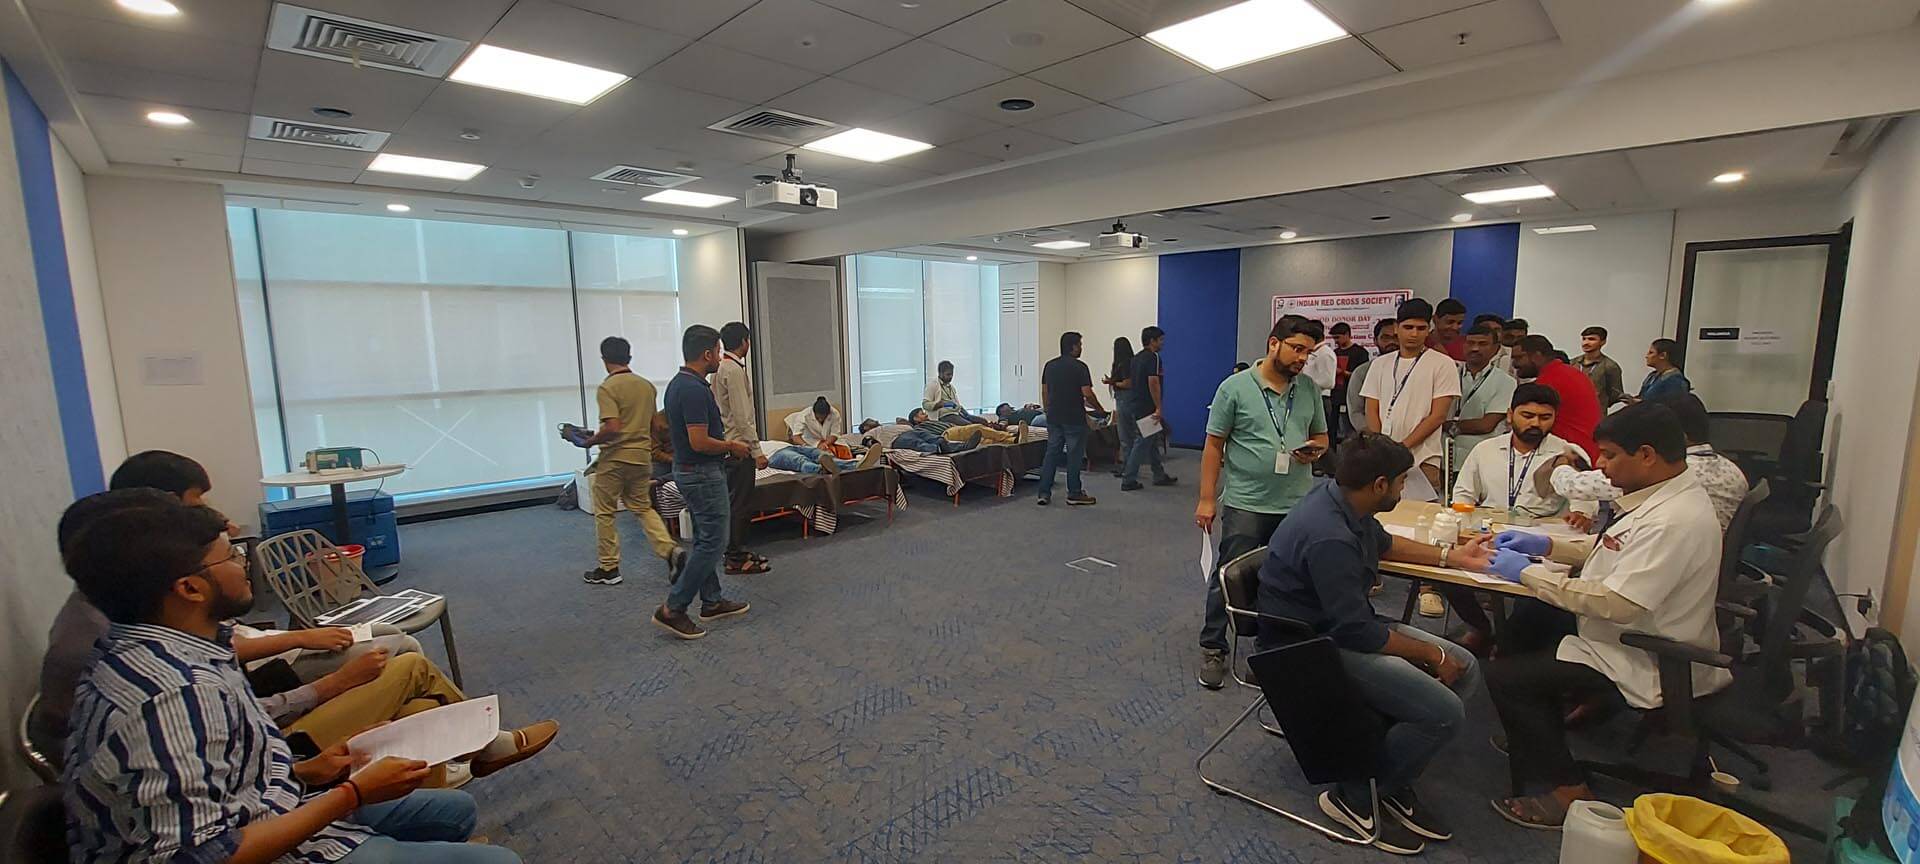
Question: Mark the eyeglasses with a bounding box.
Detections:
[187,544,248,576]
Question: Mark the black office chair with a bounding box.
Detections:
[1707,412,1791,480]
[1713,480,1770,648]
[1746,399,1827,545]
[1580,505,1842,840]
[1196,547,1388,847]
[0,785,67,864]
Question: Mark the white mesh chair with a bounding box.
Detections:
[17,693,56,783]
[257,529,462,687]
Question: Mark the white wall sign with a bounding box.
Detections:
[1737,328,1787,354]
[1271,290,1411,334]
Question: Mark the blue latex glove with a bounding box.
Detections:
[1487,549,1532,583]
[1493,530,1551,556]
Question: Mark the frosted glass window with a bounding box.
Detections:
[572,232,681,396]
[925,261,987,408]
[1684,244,1828,414]
[227,207,286,482]
[846,254,1000,421]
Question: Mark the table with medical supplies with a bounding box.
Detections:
[261,464,407,584]
[1374,500,1582,652]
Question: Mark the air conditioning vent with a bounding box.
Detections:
[248,115,391,151]
[590,165,700,188]
[267,3,470,77]
[707,108,842,145]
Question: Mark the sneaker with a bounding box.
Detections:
[1066,492,1096,506]
[582,568,623,585]
[653,606,705,640]
[1036,496,1050,506]
[1418,590,1446,618]
[1198,651,1228,690]
[1120,480,1144,492]
[856,447,886,471]
[698,599,751,622]
[1319,789,1425,855]
[1110,469,1123,478]
[666,547,688,584]
[1152,475,1179,486]
[1383,788,1453,841]
[816,450,840,475]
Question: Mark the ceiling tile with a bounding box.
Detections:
[866,105,1005,146]
[1622,123,1852,209]
[25,0,272,45]
[551,0,760,39]
[1218,37,1394,101]
[703,0,914,75]
[552,80,751,147]
[770,77,925,128]
[936,76,1091,124]
[33,9,261,83]
[411,80,588,134]
[1108,75,1262,123]
[946,126,1073,161]
[1313,0,1490,33]
[837,40,1014,103]
[79,94,252,138]
[65,61,256,114]
[454,164,562,201]
[384,112,550,165]
[1028,38,1204,102]
[101,143,240,172]
[93,123,242,159]
[1342,178,1484,222]
[882,145,999,176]
[924,0,1132,73]
[1364,0,1558,70]
[639,42,822,105]
[289,0,517,41]
[242,138,379,168]
[251,52,440,132]
[354,171,465,193]
[474,0,690,78]
[1519,152,1655,211]
[1284,188,1425,223]
[240,157,366,183]
[1018,104,1156,144]
[815,0,1003,35]
[1056,0,1245,36]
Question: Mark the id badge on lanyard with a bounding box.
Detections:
[1261,383,1296,475]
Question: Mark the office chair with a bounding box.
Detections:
[17,692,57,783]
[1707,412,1791,479]
[257,529,463,687]
[1746,399,1827,544]
[0,785,67,864]
[1579,505,1842,841]
[1197,547,1387,847]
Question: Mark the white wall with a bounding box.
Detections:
[1828,119,1920,640]
[676,228,746,330]
[1035,261,1068,378]
[1515,211,1674,365]
[1063,256,1158,386]
[50,132,121,474]
[87,175,266,523]
[1663,198,1849,335]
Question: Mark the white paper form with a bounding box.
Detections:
[1199,525,1217,586]
[1135,415,1164,439]
[348,623,375,643]
[1401,465,1439,503]
[347,695,499,766]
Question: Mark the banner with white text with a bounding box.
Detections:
[1271,290,1412,334]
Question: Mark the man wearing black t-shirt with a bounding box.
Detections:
[1119,325,1176,491]
[1037,331,1104,506]
[1330,322,1375,441]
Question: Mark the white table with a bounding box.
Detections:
[261,465,406,583]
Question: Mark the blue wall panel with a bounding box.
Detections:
[1448,223,1520,320]
[6,62,101,494]
[1156,249,1239,448]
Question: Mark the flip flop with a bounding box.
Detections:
[1490,794,1570,831]
[726,558,772,574]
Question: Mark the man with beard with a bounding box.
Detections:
[1193,315,1329,689]
[1255,432,1496,855]
[1451,384,1596,522]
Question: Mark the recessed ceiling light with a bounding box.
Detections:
[672,228,690,236]
[1368,215,1391,221]
[313,107,353,119]
[448,44,630,106]
[1033,240,1090,250]
[998,98,1035,112]
[1461,184,1556,204]
[117,0,179,15]
[802,128,934,163]
[966,255,979,261]
[1532,224,1597,235]
[145,110,192,126]
[1450,213,1474,223]
[642,189,737,208]
[1713,171,1747,184]
[1144,0,1348,72]
[366,153,487,181]
[385,203,411,212]
[1278,230,1298,240]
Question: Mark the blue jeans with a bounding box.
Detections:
[340,789,520,863]
[1203,506,1286,651]
[1036,420,1088,499]
[768,445,857,474]
[1118,404,1167,483]
[1336,624,1480,800]
[668,461,730,612]
[891,430,972,454]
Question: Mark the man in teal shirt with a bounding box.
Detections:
[1194,315,1330,688]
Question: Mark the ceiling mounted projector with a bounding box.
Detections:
[1095,221,1147,250]
[747,153,838,213]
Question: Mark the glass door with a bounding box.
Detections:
[1676,231,1848,415]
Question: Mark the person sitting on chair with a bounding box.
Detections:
[785,396,845,448]
[1256,433,1495,855]
[1481,402,1730,829]
[1545,392,1747,531]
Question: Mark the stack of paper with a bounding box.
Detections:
[347,695,498,766]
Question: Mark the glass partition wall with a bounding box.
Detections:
[844,253,1000,424]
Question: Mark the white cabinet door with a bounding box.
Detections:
[999,281,1041,405]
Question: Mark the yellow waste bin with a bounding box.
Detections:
[1625,794,1789,864]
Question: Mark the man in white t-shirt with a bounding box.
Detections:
[784,397,844,448]
[1361,298,1460,498]
[1479,402,1728,829]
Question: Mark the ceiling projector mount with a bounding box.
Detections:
[1096,221,1147,250]
[748,153,838,213]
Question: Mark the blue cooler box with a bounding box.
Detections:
[258,490,400,568]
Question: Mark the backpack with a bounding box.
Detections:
[1838,627,1916,852]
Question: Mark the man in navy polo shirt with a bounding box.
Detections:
[656,325,753,640]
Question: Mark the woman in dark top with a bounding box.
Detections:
[1105,337,1135,475]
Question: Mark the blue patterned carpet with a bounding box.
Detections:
[388,451,1826,862]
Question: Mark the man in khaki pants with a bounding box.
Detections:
[578,336,684,586]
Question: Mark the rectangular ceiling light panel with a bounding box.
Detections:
[642,189,737,208]
[1033,240,1090,250]
[448,44,630,105]
[367,153,487,180]
[1144,0,1348,72]
[1461,184,1557,204]
[802,128,933,163]
[1532,224,1597,234]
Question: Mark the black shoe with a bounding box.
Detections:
[1383,788,1453,841]
[1036,496,1050,506]
[582,568,622,585]
[1319,789,1424,855]
[1120,481,1144,491]
[1152,475,1179,486]
[698,599,751,622]
[652,606,705,640]
[1066,493,1096,506]
[666,547,688,584]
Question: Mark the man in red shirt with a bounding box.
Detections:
[1510,335,1601,460]
[1428,298,1469,361]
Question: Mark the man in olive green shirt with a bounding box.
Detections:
[1193,315,1330,688]
[578,336,681,585]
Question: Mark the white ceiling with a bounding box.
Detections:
[939,121,1880,258]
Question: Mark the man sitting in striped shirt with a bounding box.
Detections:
[61,489,522,864]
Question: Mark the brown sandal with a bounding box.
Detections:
[726,557,772,574]
[1490,794,1571,830]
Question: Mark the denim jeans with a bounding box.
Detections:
[339,789,520,863]
[767,445,857,474]
[1118,405,1168,483]
[891,430,972,454]
[668,461,730,612]
[1336,624,1480,801]
[1112,404,1137,471]
[1036,420,1088,499]
[1202,506,1286,652]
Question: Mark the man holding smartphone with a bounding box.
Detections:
[1193,315,1330,689]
